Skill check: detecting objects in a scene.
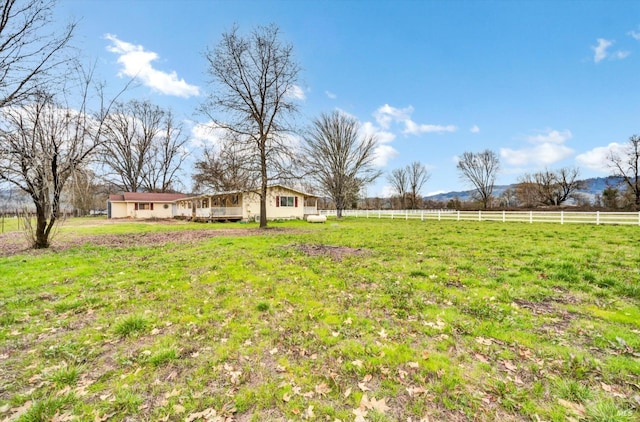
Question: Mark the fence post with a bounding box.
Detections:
[421,211,424,222]
[438,210,441,221]
[596,211,600,225]
[378,210,381,219]
[529,211,533,224]
[560,211,564,225]
[405,210,408,220]
[479,210,482,222]
[457,210,460,221]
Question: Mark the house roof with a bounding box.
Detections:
[108,192,189,202]
[188,184,318,200]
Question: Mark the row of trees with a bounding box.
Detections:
[443,143,640,211]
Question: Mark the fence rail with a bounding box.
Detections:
[319,209,640,226]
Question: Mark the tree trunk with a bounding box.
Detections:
[259,142,268,228]
[34,209,49,249]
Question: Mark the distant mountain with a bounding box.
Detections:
[424,176,624,204]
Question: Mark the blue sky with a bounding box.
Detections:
[56,0,640,196]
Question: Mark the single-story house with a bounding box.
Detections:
[174,184,319,222]
[107,185,319,221]
[107,192,189,219]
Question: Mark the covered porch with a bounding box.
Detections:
[175,192,243,222]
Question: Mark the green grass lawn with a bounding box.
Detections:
[1,217,639,421]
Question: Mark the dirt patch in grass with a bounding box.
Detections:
[0,226,294,257]
[294,243,369,260]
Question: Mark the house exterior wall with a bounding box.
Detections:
[108,201,174,219]
[109,202,128,218]
[242,186,306,221]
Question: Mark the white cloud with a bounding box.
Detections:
[593,38,612,63]
[612,50,631,60]
[576,142,625,172]
[501,144,574,166]
[527,129,572,144]
[190,121,227,148]
[373,104,413,129]
[591,38,630,63]
[403,120,457,135]
[373,103,456,135]
[360,121,395,144]
[325,91,337,99]
[372,144,399,167]
[628,29,640,40]
[470,125,480,133]
[105,34,199,98]
[501,128,574,166]
[287,84,306,100]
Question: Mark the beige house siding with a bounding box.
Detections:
[109,202,128,219]
[109,201,175,219]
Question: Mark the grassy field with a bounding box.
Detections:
[1,217,639,421]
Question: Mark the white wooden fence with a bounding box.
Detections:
[319,209,640,226]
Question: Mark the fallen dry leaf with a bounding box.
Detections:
[352,406,368,422]
[358,382,371,392]
[315,382,331,396]
[558,399,586,418]
[367,396,390,413]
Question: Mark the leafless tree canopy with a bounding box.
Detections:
[387,167,408,209]
[192,141,254,193]
[0,0,75,109]
[406,161,430,209]
[202,24,300,228]
[0,89,97,248]
[101,100,188,193]
[302,110,380,218]
[456,149,500,209]
[608,134,640,208]
[518,167,584,207]
[387,162,430,209]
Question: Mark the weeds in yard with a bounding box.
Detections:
[113,315,148,337]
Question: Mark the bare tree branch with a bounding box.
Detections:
[0,0,75,109]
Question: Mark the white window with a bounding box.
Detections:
[279,196,295,207]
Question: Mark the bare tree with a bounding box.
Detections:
[192,140,254,193]
[456,149,500,209]
[66,167,106,216]
[302,110,381,218]
[202,24,301,228]
[518,167,584,207]
[608,135,640,209]
[387,167,407,209]
[0,77,111,247]
[101,100,187,193]
[141,110,188,193]
[0,0,75,109]
[406,161,430,209]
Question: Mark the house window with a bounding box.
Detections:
[202,198,209,208]
[135,202,153,210]
[279,196,296,207]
